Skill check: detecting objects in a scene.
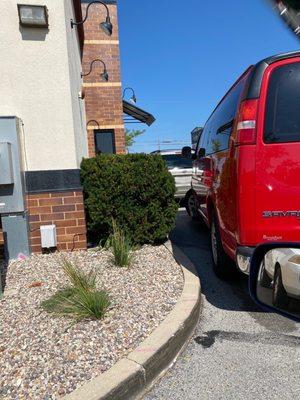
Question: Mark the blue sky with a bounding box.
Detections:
[118,0,299,153]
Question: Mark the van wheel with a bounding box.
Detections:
[186,192,200,221]
[210,212,236,280]
[273,266,289,309]
[259,261,272,288]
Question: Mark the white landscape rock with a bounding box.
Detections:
[0,245,183,400]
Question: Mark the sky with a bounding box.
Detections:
[118,0,299,153]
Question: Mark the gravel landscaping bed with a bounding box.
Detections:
[0,245,183,400]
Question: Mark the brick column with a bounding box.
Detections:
[82,1,126,156]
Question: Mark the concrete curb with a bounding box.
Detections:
[63,241,201,400]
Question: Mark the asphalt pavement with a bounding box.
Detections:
[144,209,300,400]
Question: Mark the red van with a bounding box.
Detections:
[184,51,300,279]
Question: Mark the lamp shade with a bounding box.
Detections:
[101,70,109,82]
[130,95,137,104]
[100,16,113,36]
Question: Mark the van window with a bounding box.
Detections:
[205,78,245,154]
[196,121,210,155]
[264,62,300,144]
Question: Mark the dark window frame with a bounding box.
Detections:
[264,62,300,144]
[94,129,116,154]
[198,77,246,157]
[207,79,246,155]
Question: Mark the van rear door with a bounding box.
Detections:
[255,58,300,243]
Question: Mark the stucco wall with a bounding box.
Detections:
[0,0,87,171]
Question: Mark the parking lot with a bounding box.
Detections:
[145,209,300,400]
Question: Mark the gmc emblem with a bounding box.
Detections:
[262,211,300,218]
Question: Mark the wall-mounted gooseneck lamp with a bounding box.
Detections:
[71,1,113,36]
[122,87,137,104]
[81,59,109,82]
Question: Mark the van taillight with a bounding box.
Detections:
[236,99,259,145]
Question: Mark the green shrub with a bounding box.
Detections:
[41,258,110,322]
[80,154,178,245]
[106,219,134,267]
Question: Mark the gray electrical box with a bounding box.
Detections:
[0,117,25,213]
[0,142,14,185]
[2,212,30,259]
[0,116,30,261]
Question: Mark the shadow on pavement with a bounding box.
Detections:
[170,209,263,313]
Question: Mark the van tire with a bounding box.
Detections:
[210,212,236,280]
[259,261,272,288]
[185,191,200,221]
[273,265,289,309]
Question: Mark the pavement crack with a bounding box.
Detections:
[194,330,300,348]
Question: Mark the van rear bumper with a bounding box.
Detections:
[236,246,255,275]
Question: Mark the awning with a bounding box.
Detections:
[123,100,155,126]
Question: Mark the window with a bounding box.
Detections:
[161,154,193,169]
[197,120,210,155]
[197,77,247,157]
[205,78,245,154]
[264,62,300,144]
[94,130,115,154]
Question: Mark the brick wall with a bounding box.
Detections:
[82,2,126,156]
[27,191,87,254]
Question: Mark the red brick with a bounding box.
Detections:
[67,241,87,251]
[55,219,77,228]
[64,212,84,220]
[57,234,75,242]
[29,221,42,230]
[31,245,42,253]
[30,237,41,246]
[77,218,86,226]
[30,230,41,239]
[56,228,66,235]
[66,226,86,235]
[57,243,68,250]
[27,199,38,207]
[52,205,76,213]
[63,197,82,205]
[41,213,64,221]
[29,215,40,222]
[39,198,63,206]
[76,204,84,211]
[29,206,52,215]
[35,220,53,226]
[29,193,50,199]
[51,192,75,198]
